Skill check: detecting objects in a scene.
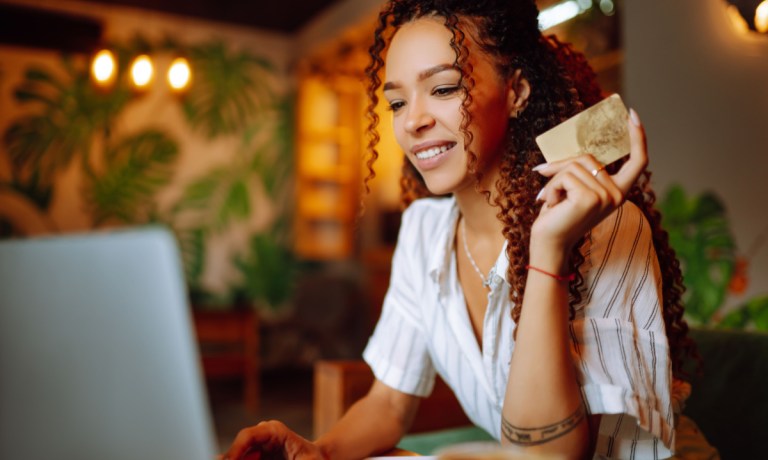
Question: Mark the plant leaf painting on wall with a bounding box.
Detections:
[182,41,277,138]
[169,43,295,306]
[86,130,178,225]
[0,37,297,312]
[4,58,135,221]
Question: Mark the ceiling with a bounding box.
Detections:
[75,0,344,34]
[0,0,346,53]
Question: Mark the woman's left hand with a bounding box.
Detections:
[531,108,648,252]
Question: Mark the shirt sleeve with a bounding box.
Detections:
[570,202,676,459]
[362,205,436,397]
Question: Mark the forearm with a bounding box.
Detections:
[315,382,418,460]
[501,246,591,459]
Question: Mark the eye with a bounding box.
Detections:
[432,85,460,97]
[387,100,405,112]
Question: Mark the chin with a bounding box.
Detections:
[422,175,470,197]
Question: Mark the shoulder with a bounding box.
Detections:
[589,200,652,249]
[392,197,455,269]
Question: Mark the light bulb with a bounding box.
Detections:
[130,54,154,89]
[91,49,116,86]
[756,1,768,33]
[168,57,192,91]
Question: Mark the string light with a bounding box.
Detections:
[167,57,192,91]
[130,54,154,89]
[90,49,195,91]
[91,49,116,86]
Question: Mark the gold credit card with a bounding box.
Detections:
[535,93,630,165]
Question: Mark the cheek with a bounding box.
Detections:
[392,116,408,149]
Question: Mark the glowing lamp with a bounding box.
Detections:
[167,57,192,91]
[756,1,768,33]
[130,54,154,89]
[91,49,116,86]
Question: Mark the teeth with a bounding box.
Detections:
[415,144,452,160]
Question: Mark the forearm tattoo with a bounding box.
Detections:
[501,404,586,446]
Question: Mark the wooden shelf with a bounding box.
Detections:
[294,74,364,260]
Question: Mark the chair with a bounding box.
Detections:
[683,328,768,459]
[193,309,260,414]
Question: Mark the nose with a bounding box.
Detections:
[404,98,435,134]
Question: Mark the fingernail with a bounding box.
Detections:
[629,108,641,126]
[535,188,545,202]
[532,163,548,172]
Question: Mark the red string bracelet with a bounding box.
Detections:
[525,264,575,282]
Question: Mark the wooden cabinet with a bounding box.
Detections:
[294,76,365,260]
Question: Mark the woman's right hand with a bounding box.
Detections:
[220,420,326,460]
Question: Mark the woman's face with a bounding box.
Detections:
[383,16,522,196]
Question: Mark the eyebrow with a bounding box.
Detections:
[383,63,458,91]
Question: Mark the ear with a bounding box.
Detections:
[507,69,531,118]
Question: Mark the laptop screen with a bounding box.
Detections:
[0,227,217,459]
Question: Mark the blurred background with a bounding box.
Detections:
[1,0,767,450]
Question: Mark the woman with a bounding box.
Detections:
[223,0,705,458]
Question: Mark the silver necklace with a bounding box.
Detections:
[461,217,491,288]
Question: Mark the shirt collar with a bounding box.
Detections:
[427,196,460,285]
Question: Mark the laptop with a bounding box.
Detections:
[0,227,218,459]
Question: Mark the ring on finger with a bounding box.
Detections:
[591,165,606,177]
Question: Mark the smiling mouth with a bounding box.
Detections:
[414,142,456,160]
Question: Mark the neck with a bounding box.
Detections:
[454,179,504,242]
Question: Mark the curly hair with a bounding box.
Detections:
[363,0,696,379]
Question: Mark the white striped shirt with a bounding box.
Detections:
[363,196,677,459]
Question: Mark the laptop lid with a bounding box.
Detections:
[0,227,217,460]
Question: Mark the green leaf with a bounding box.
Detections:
[717,308,750,329]
[14,88,56,107]
[234,231,298,309]
[216,180,251,229]
[174,226,207,285]
[746,296,768,331]
[658,184,736,324]
[182,41,278,138]
[175,170,228,213]
[23,67,63,90]
[85,130,179,224]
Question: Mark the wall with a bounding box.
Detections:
[294,0,383,59]
[0,0,379,367]
[624,0,768,307]
[0,0,294,296]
